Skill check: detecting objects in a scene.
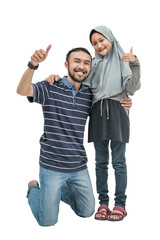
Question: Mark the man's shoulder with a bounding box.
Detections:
[82,85,92,94]
[47,79,68,92]
[51,79,65,88]
[33,80,49,87]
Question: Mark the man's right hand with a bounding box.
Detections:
[30,44,52,66]
[45,74,59,85]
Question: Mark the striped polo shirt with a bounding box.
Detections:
[28,76,92,173]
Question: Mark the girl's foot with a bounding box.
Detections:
[108,206,127,221]
[95,205,111,220]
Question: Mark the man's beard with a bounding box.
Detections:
[68,64,88,83]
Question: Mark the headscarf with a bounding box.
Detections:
[84,25,132,102]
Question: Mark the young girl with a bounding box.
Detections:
[84,26,140,221]
[46,26,141,221]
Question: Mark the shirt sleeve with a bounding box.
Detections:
[125,58,141,95]
[27,81,50,105]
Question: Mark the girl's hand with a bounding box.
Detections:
[121,48,136,62]
[45,74,58,85]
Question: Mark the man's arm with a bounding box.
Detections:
[17,45,52,96]
[17,68,34,96]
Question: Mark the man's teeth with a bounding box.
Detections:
[77,72,83,75]
[75,70,85,75]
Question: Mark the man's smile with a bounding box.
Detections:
[74,68,87,76]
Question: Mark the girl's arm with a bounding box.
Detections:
[125,58,141,95]
[121,48,141,95]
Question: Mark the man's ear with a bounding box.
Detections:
[64,61,68,69]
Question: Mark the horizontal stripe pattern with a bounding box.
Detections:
[31,78,92,172]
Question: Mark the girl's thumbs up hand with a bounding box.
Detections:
[121,47,136,62]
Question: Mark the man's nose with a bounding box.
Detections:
[78,62,85,69]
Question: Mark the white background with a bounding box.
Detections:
[1,0,160,239]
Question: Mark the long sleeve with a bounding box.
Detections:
[125,58,141,95]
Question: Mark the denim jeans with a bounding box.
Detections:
[94,140,127,208]
[27,167,95,226]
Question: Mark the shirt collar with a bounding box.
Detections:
[61,76,87,91]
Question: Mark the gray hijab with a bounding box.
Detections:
[84,26,132,102]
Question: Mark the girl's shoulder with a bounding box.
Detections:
[91,57,96,66]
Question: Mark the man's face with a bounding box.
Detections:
[65,51,92,83]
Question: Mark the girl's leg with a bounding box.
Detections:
[94,140,110,206]
[111,141,127,208]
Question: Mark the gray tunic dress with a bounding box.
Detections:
[87,59,141,143]
[88,99,130,143]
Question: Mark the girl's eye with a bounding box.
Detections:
[92,42,97,46]
[100,39,104,42]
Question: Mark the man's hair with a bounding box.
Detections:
[66,47,92,62]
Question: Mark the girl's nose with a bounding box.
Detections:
[97,42,102,49]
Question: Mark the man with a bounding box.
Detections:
[17,45,132,227]
[17,45,95,226]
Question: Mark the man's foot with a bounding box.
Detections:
[108,206,127,221]
[28,180,39,188]
[95,205,111,220]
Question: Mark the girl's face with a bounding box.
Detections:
[91,32,111,56]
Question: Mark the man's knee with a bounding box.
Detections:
[78,199,95,218]
[84,206,95,217]
[37,217,58,227]
[80,206,95,218]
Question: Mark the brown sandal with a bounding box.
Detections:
[108,206,127,221]
[95,205,111,220]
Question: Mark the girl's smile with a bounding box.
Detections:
[91,32,111,56]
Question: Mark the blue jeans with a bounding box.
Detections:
[27,167,95,226]
[94,140,127,208]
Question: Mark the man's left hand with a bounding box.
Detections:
[120,92,132,110]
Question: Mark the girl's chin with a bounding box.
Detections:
[97,49,108,56]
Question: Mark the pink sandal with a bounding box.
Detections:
[108,206,127,221]
[95,205,111,220]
